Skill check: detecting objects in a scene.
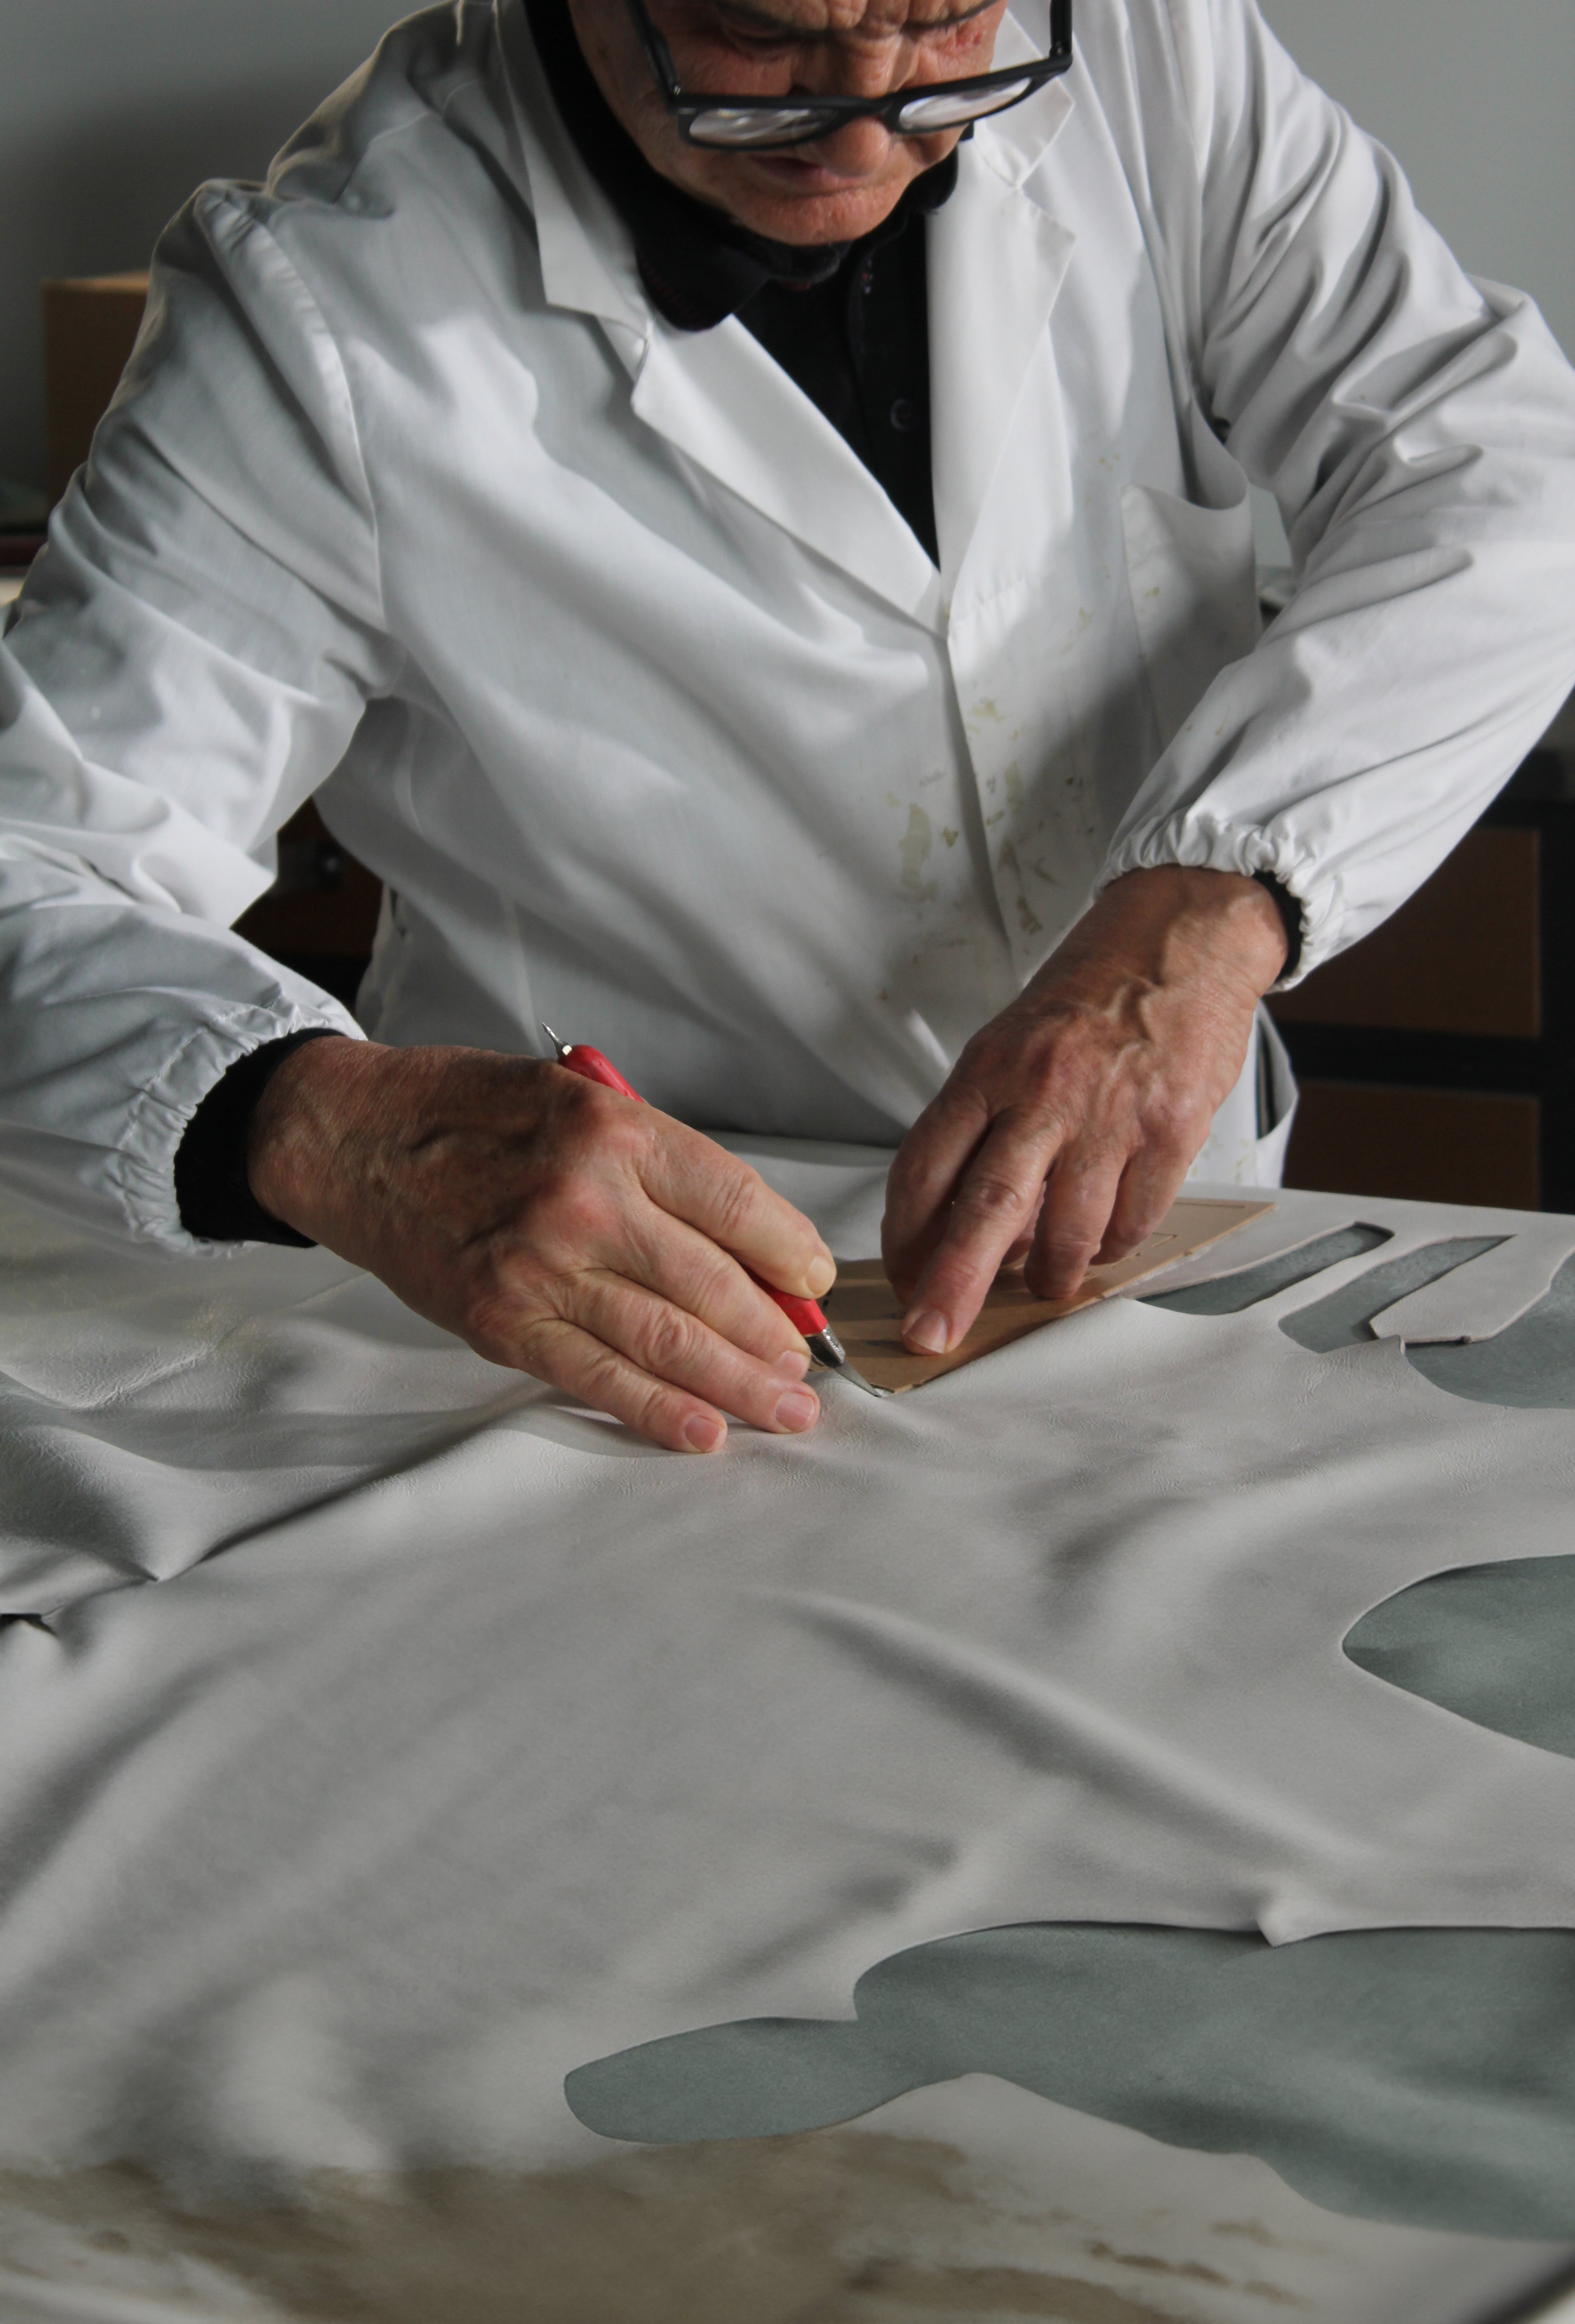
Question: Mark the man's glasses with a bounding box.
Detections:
[624,0,1072,150]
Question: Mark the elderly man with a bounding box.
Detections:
[1,0,1571,1450]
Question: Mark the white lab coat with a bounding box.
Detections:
[0,0,1571,1251]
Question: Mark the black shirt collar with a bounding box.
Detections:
[523,0,959,330]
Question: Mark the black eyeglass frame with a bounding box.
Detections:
[623,0,1073,150]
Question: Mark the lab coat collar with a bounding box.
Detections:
[972,4,1078,190]
[497,0,649,331]
[494,0,1075,619]
[496,0,1071,314]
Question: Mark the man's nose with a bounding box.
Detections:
[793,108,897,175]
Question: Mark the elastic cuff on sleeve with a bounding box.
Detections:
[1097,815,1341,986]
[109,991,364,1253]
[174,1029,346,1244]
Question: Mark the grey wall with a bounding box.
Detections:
[1,0,1571,489]
[0,0,401,490]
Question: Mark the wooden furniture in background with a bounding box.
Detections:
[235,801,382,1010]
[41,272,150,502]
[1269,760,1575,1213]
[1271,827,1541,1041]
[1278,1084,1542,1211]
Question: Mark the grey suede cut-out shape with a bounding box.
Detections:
[1281,1237,1503,1352]
[566,1921,1575,2239]
[1407,1254,1575,1409]
[1148,1232,1575,1407]
[566,2018,932,2145]
[1143,1223,1391,1315]
[1347,1556,1575,1758]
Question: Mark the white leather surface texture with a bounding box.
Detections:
[1,1161,1574,2319]
[1368,1218,1575,1343]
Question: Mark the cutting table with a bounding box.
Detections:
[2,1147,1575,2324]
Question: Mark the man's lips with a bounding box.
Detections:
[744,150,883,191]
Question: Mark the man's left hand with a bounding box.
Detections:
[881,866,1291,1353]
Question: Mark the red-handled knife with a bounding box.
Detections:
[541,1025,888,1397]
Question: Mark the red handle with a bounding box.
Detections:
[554,1039,829,1339]
[556,1043,644,1105]
[761,1282,831,1338]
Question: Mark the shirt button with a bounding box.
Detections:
[889,397,919,433]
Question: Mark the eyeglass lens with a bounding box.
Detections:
[894,75,1034,129]
[688,105,834,144]
[686,73,1038,145]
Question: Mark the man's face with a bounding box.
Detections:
[567,0,1010,244]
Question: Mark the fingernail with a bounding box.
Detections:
[683,1412,726,1454]
[775,1348,811,1379]
[904,1309,950,1354]
[774,1386,820,1433]
[806,1252,836,1298]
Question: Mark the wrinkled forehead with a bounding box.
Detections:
[670,0,1009,34]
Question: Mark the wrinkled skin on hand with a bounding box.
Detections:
[882,866,1291,1355]
[246,1041,837,1454]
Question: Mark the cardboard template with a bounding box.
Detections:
[823,1196,1274,1392]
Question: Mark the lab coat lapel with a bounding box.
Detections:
[630,325,942,621]
[499,0,939,622]
[929,51,1076,595]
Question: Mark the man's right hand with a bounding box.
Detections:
[245,1037,835,1453]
